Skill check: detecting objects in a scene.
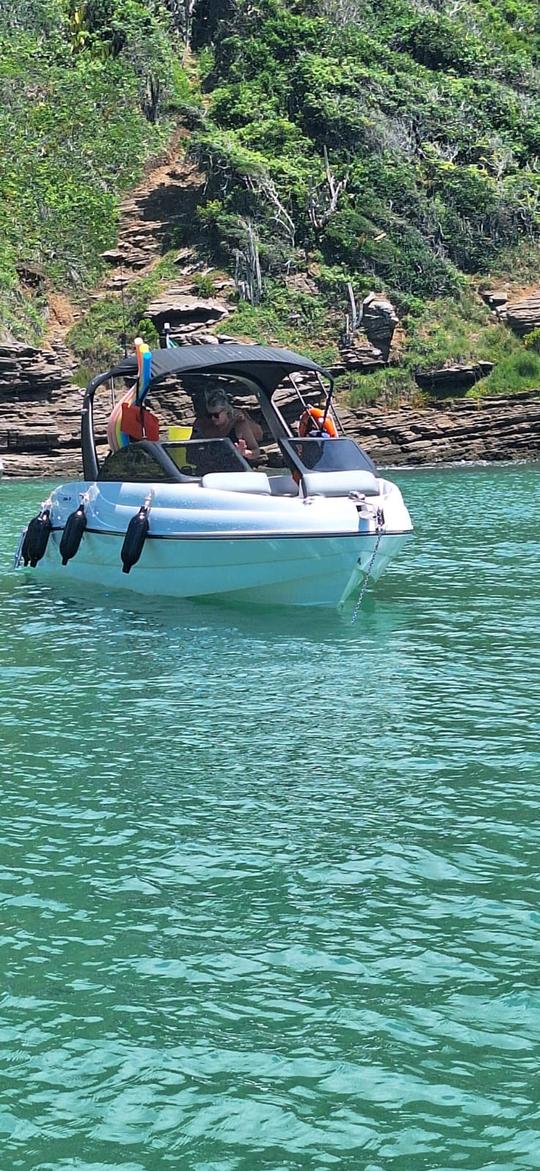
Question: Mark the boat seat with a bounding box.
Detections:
[301,469,379,497]
[268,473,299,497]
[201,472,272,494]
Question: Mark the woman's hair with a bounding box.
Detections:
[204,388,233,419]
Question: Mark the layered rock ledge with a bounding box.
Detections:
[338,391,540,466]
[0,342,539,477]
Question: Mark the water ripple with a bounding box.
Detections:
[1,468,540,1169]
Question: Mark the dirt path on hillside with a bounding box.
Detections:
[44,128,207,348]
[99,130,206,291]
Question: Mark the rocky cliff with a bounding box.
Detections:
[1,339,538,477]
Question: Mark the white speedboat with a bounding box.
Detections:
[15,343,413,608]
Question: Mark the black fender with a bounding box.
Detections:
[21,509,52,568]
[60,504,87,565]
[121,506,150,574]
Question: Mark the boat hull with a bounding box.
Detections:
[18,475,412,608]
[29,527,409,608]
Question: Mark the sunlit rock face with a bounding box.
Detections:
[414,361,494,394]
[145,290,230,332]
[502,290,540,337]
[481,286,540,337]
[361,293,399,360]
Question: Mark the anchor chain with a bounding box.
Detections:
[351,525,383,624]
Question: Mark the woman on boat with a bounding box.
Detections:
[195,389,263,460]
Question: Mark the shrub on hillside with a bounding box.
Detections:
[523,327,540,355]
[396,14,486,75]
[477,349,540,395]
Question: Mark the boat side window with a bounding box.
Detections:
[98,445,177,483]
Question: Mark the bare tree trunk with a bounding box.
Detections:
[142,74,161,124]
[343,282,363,343]
[314,0,360,25]
[245,173,296,248]
[183,0,197,50]
[308,148,348,230]
[164,0,197,48]
[234,219,263,305]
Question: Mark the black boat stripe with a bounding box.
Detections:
[50,526,407,541]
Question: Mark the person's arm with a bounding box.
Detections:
[194,413,211,438]
[234,411,262,460]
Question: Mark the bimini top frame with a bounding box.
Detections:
[81,343,332,480]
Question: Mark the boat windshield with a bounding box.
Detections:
[163,439,250,477]
[97,439,250,483]
[280,437,378,476]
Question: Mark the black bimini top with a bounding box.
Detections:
[82,343,331,480]
[107,343,329,396]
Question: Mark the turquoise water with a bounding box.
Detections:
[1,465,540,1171]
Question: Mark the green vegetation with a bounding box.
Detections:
[67,252,182,367]
[2,0,540,402]
[186,0,540,399]
[190,271,218,298]
[405,296,519,370]
[523,326,540,354]
[343,367,409,410]
[479,350,540,395]
[217,279,340,366]
[192,0,540,298]
[0,0,190,339]
[346,292,534,407]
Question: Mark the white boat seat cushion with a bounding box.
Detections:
[201,472,272,494]
[268,473,299,496]
[301,470,379,497]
